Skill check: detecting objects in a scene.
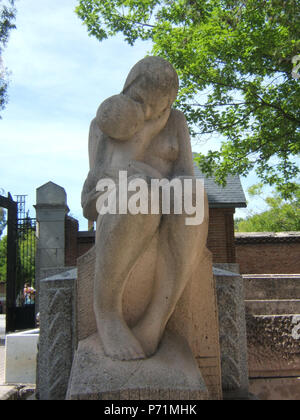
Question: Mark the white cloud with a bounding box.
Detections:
[0,0,152,229]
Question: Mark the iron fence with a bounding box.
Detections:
[15,216,36,308]
[0,194,37,331]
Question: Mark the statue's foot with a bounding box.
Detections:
[97,314,146,361]
[132,320,163,358]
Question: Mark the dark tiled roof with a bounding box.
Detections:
[193,160,247,208]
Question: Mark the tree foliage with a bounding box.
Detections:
[0,0,16,117]
[235,183,300,232]
[0,207,6,237]
[0,234,6,283]
[0,230,36,284]
[16,229,36,287]
[76,0,300,196]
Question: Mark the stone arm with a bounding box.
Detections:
[81,176,100,222]
[171,110,195,178]
[81,119,104,221]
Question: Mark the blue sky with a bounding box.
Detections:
[0,0,262,229]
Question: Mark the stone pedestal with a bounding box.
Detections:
[66,331,209,400]
[35,182,69,312]
[37,269,77,400]
[68,245,222,400]
[214,266,249,399]
[5,329,39,385]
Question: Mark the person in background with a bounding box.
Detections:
[23,283,36,305]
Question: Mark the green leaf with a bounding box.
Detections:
[75,0,300,196]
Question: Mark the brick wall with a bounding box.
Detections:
[207,208,236,263]
[236,233,300,274]
[77,232,96,260]
[65,216,79,267]
[65,216,95,266]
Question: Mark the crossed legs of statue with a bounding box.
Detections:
[94,206,160,361]
[133,206,208,357]
[94,181,209,361]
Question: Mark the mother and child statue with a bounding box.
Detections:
[81,56,209,363]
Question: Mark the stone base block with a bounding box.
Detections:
[76,246,222,400]
[66,331,209,400]
[249,377,300,400]
[246,314,300,378]
[5,329,39,385]
[246,299,300,316]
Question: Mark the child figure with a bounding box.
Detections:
[81,56,179,221]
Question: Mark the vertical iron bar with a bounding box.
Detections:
[6,194,17,333]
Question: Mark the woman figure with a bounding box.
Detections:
[82,57,209,361]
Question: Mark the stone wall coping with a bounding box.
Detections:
[243,274,300,279]
[41,268,77,283]
[213,267,240,277]
[77,231,95,238]
[235,232,300,244]
[34,203,69,211]
[249,314,300,319]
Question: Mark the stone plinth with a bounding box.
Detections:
[35,182,69,270]
[214,266,249,399]
[244,273,300,380]
[249,377,300,401]
[246,314,300,378]
[37,269,77,400]
[35,181,69,312]
[71,245,222,400]
[5,329,39,385]
[67,331,209,400]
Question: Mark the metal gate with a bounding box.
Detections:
[0,194,36,332]
[0,193,17,332]
[15,195,36,331]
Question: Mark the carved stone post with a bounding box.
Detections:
[35,181,69,311]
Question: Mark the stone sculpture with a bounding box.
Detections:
[81,56,209,362]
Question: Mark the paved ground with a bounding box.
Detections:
[0,315,6,385]
[0,316,35,399]
[0,345,5,385]
[0,315,5,341]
